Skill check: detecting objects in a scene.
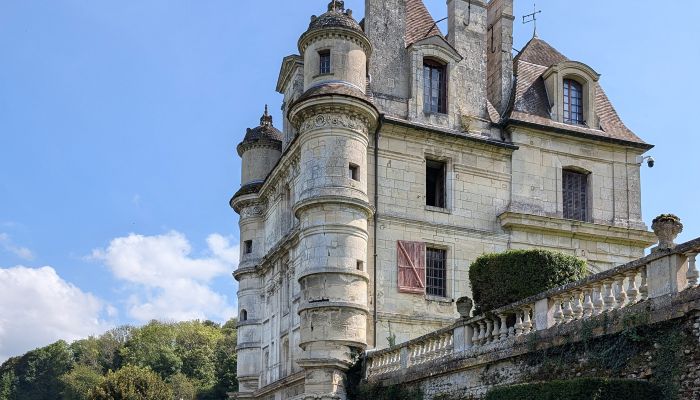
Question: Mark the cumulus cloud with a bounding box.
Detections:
[0,233,34,260]
[91,231,239,323]
[0,266,112,363]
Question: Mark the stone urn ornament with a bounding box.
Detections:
[456,296,473,318]
[651,214,683,251]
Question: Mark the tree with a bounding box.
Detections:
[168,372,196,400]
[120,322,182,380]
[60,365,104,400]
[8,340,74,400]
[89,365,172,400]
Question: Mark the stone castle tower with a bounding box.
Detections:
[230,1,656,399]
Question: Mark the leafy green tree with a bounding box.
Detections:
[0,357,19,399]
[120,321,182,380]
[89,365,172,400]
[8,340,74,400]
[168,372,196,400]
[174,322,222,389]
[60,365,105,400]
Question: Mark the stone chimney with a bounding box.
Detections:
[447,0,488,121]
[487,0,514,114]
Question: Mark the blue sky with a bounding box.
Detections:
[0,0,698,362]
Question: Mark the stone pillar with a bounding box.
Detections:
[486,0,514,114]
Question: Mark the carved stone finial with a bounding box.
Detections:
[328,0,345,12]
[260,104,273,127]
[651,214,683,252]
[456,296,473,318]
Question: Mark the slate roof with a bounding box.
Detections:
[405,0,444,47]
[507,37,651,148]
[237,106,283,155]
[307,1,363,34]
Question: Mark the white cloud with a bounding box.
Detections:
[0,233,34,261]
[92,231,238,323]
[0,266,112,363]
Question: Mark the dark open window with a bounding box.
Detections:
[319,50,331,74]
[349,163,359,181]
[563,79,584,124]
[426,248,447,297]
[426,160,446,208]
[243,240,253,254]
[240,309,248,321]
[563,169,589,222]
[423,59,447,114]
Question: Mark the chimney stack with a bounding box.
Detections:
[487,0,514,114]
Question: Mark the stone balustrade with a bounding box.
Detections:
[366,237,700,380]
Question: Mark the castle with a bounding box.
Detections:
[229,1,656,399]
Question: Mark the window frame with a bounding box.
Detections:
[562,168,590,222]
[425,159,447,209]
[243,240,253,254]
[423,59,447,114]
[563,78,584,125]
[318,50,331,75]
[349,163,359,181]
[425,247,447,298]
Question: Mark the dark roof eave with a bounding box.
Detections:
[504,118,654,151]
[383,116,519,150]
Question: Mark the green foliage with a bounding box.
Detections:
[0,318,238,400]
[89,365,172,400]
[353,383,423,400]
[60,365,105,400]
[469,250,587,313]
[484,378,662,400]
[1,340,74,400]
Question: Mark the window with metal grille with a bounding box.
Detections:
[319,50,331,74]
[563,169,589,222]
[563,79,584,124]
[426,248,447,297]
[423,60,447,114]
[426,159,446,208]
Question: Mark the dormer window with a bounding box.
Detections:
[563,79,584,125]
[319,50,331,74]
[423,59,447,114]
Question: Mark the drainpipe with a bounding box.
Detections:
[373,114,384,348]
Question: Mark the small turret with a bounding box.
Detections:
[237,105,283,187]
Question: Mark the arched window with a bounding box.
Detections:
[240,309,248,321]
[563,79,584,124]
[423,59,447,114]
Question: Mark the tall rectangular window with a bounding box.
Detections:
[563,79,584,124]
[426,248,447,297]
[243,240,253,254]
[426,160,446,208]
[319,50,331,74]
[423,60,447,114]
[563,169,589,222]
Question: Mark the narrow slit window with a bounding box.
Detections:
[563,169,589,222]
[423,59,447,114]
[319,50,331,74]
[356,260,364,271]
[426,160,446,208]
[244,240,253,254]
[426,248,447,297]
[349,163,359,181]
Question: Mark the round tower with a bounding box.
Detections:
[289,2,378,398]
[231,107,283,398]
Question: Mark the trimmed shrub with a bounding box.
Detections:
[469,250,587,313]
[484,378,663,400]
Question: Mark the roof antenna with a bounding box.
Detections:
[523,3,542,38]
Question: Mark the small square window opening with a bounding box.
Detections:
[356,260,364,271]
[349,164,359,181]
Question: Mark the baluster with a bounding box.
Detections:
[571,291,583,319]
[687,253,699,288]
[582,287,594,318]
[499,314,508,340]
[477,321,486,345]
[485,319,493,344]
[626,270,640,303]
[522,307,533,334]
[592,284,605,315]
[491,318,499,343]
[514,311,524,336]
[553,296,564,325]
[562,294,573,323]
[640,266,649,301]
[603,279,616,311]
[615,275,628,308]
[471,323,479,347]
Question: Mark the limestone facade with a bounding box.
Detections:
[229,1,656,399]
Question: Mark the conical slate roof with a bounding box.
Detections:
[237,106,283,155]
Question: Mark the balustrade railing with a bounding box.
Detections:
[365,237,700,379]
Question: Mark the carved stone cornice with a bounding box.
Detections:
[299,112,368,135]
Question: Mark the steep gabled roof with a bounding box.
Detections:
[405,0,443,47]
[506,37,651,149]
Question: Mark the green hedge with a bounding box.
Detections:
[469,250,587,313]
[484,378,663,400]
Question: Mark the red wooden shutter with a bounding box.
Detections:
[397,241,426,294]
